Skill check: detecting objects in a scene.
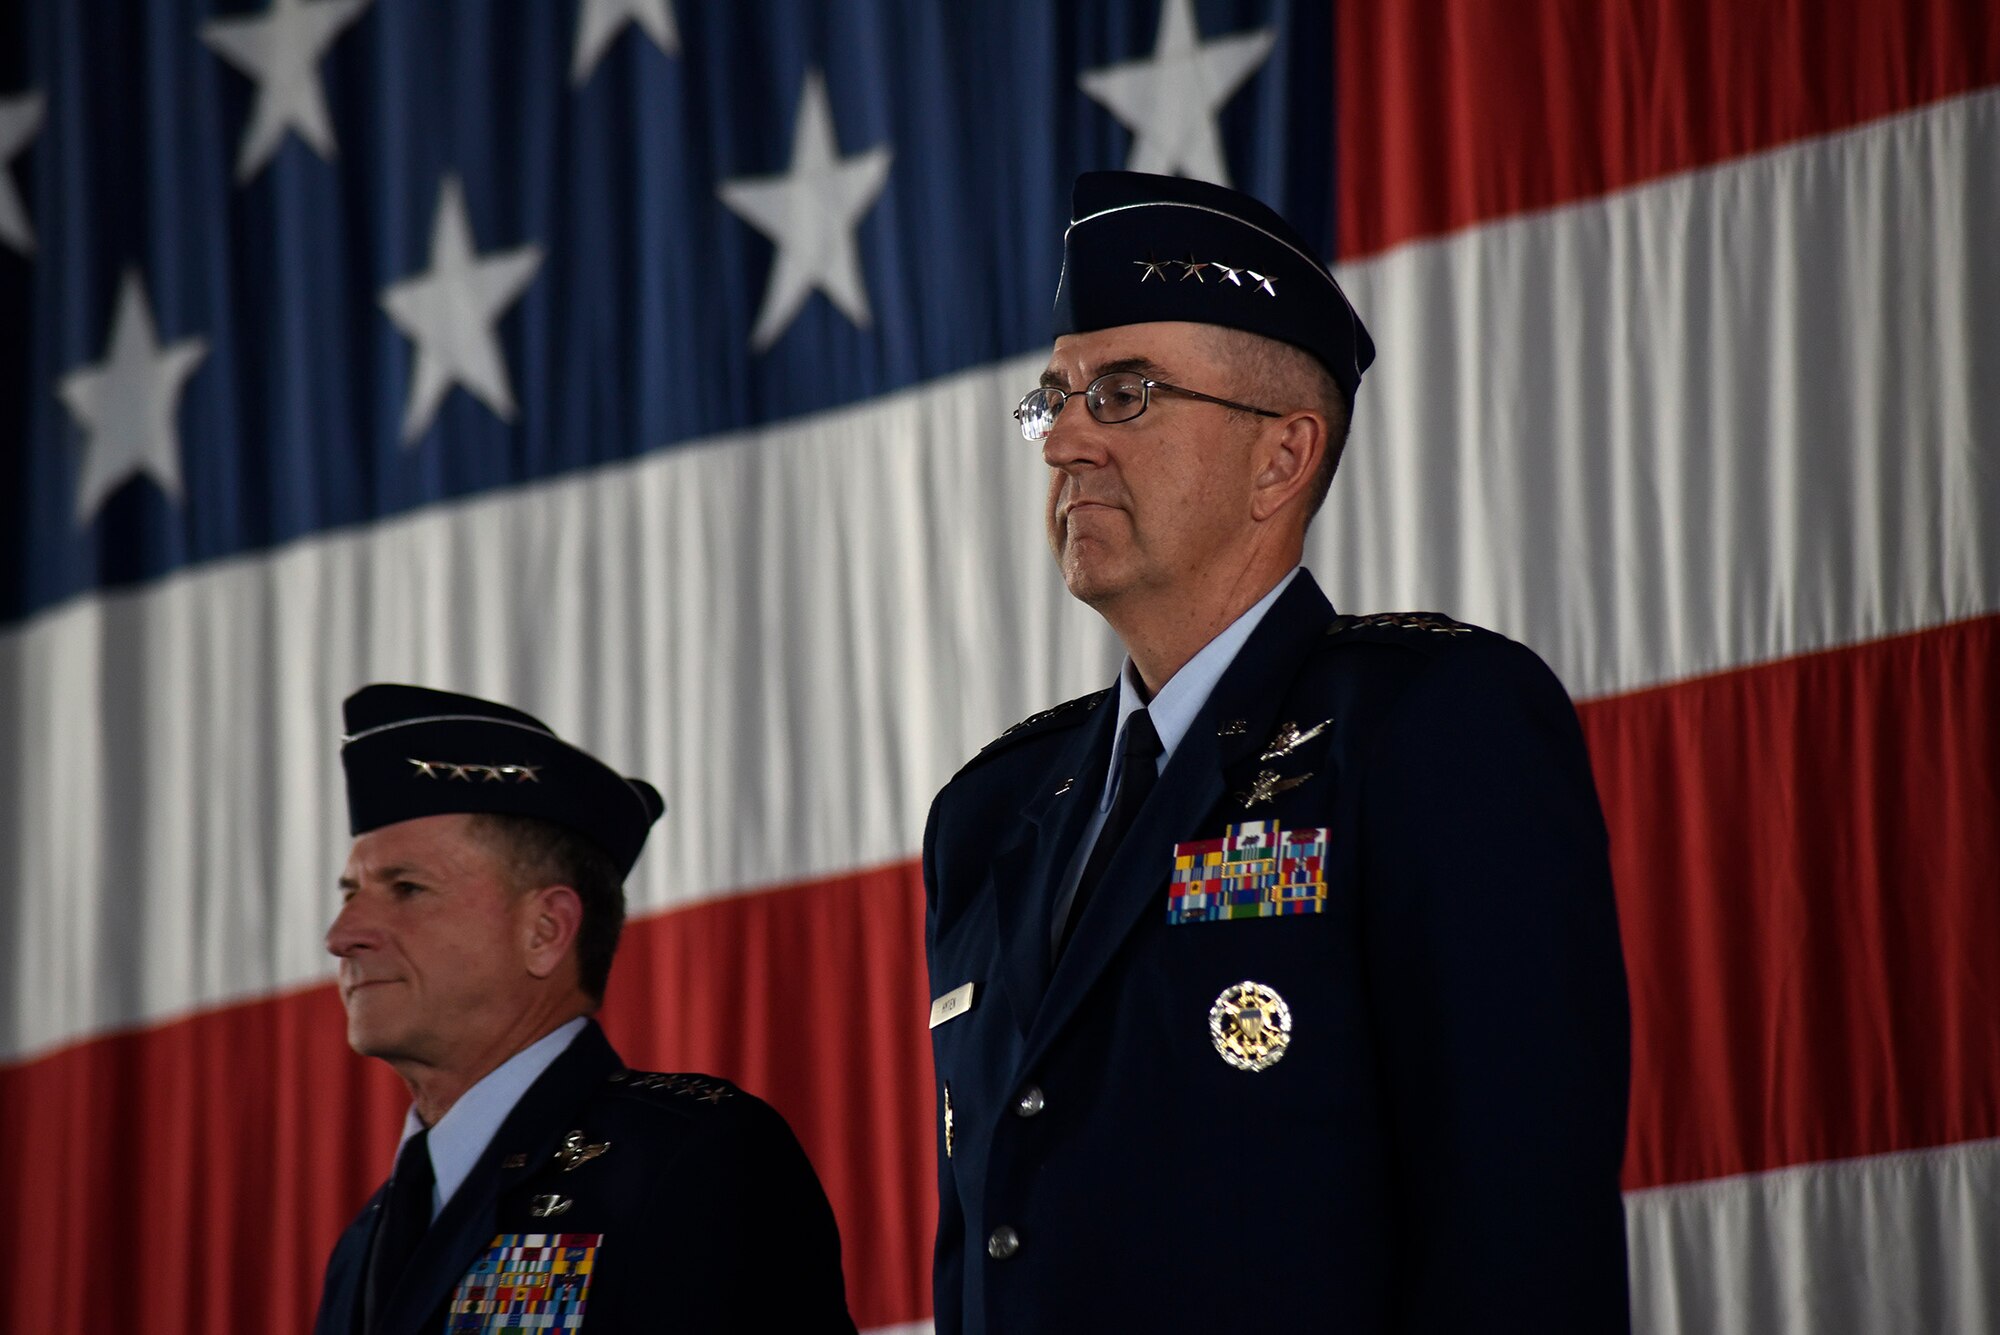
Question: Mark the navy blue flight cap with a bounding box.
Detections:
[340,684,664,878]
[1053,171,1375,406]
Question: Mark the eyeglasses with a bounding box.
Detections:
[1013,370,1282,442]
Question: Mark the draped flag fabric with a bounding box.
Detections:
[2,1,1996,1331]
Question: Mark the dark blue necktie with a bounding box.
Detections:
[1059,708,1163,957]
[364,1127,434,1333]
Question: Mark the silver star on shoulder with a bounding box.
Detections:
[0,90,46,255]
[1214,263,1244,286]
[718,69,892,351]
[1250,270,1276,296]
[1078,0,1275,186]
[1133,254,1169,282]
[408,758,439,778]
[572,0,678,86]
[200,0,372,183]
[379,176,544,443]
[1177,254,1210,282]
[57,270,210,523]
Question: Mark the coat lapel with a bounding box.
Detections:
[313,1187,382,1335]
[378,1022,622,1335]
[989,695,1118,1031]
[1021,574,1337,1071]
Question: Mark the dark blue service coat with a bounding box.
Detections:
[923,572,1631,1333]
[313,1020,855,1334]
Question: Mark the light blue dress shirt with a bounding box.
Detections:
[1048,566,1301,950]
[395,1015,588,1221]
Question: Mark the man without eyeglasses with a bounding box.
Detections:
[315,684,854,1335]
[922,172,1631,1333]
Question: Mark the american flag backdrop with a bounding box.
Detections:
[1,1,1997,1331]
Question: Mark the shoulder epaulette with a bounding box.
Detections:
[948,687,1112,779]
[1325,611,1480,641]
[987,688,1111,749]
[607,1068,737,1106]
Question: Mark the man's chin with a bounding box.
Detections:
[1057,544,1132,607]
[343,1006,411,1061]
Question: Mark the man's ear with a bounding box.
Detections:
[1249,410,1326,523]
[522,884,584,981]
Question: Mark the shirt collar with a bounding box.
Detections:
[1100,566,1300,810]
[398,1015,589,1219]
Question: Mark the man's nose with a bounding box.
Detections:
[325,895,374,958]
[1041,401,1107,469]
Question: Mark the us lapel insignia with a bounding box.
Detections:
[451,1233,602,1324]
[1259,718,1330,761]
[529,1194,573,1218]
[1216,718,1248,737]
[943,1082,955,1159]
[1053,776,1075,796]
[1209,980,1292,1071]
[1236,769,1309,808]
[554,1130,610,1172]
[1169,823,1330,923]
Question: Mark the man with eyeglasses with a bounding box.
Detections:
[921,172,1631,1333]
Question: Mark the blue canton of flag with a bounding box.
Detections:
[0,0,1334,628]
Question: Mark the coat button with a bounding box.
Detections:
[986,1226,1021,1260]
[1013,1086,1045,1117]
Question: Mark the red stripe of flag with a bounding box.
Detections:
[1585,615,2000,1189]
[1337,0,2000,259]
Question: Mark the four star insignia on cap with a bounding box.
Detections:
[1132,255,1275,294]
[1057,171,1374,404]
[344,684,664,877]
[406,757,542,783]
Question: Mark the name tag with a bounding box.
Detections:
[929,981,976,1028]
